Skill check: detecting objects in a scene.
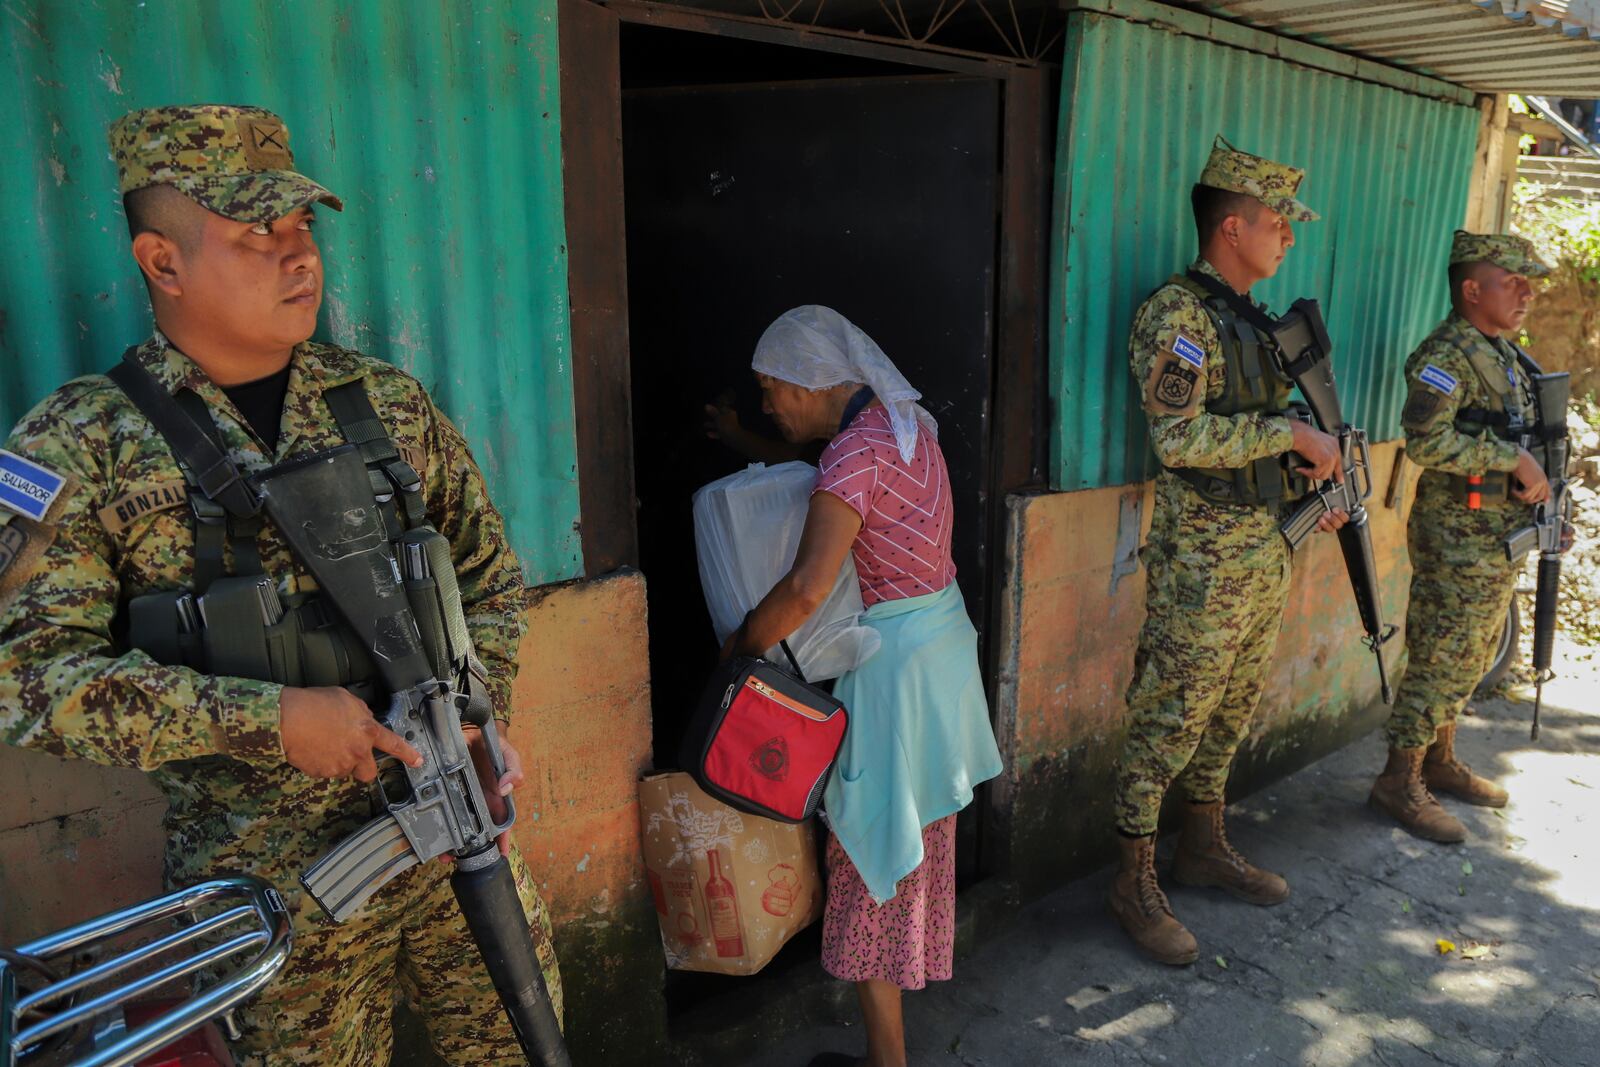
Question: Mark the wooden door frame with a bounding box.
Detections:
[558,0,1053,881]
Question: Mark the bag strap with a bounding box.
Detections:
[777,638,807,684]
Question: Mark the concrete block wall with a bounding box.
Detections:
[988,441,1415,895]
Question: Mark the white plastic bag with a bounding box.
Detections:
[693,462,880,682]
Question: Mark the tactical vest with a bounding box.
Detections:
[108,351,459,707]
[1443,341,1543,507]
[1162,274,1308,508]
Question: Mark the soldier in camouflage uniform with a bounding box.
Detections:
[1107,137,1349,966]
[0,105,560,1064]
[1368,231,1554,844]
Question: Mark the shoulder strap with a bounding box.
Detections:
[106,350,260,520]
[323,379,427,530]
[1185,269,1278,336]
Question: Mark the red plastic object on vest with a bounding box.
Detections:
[123,1001,235,1066]
[683,655,848,823]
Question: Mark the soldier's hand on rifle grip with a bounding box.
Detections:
[467,721,523,857]
[1512,448,1551,505]
[278,685,424,782]
[1316,508,1350,534]
[1288,420,1344,483]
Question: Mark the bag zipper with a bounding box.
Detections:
[746,676,832,722]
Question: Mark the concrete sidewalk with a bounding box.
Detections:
[738,651,1600,1067]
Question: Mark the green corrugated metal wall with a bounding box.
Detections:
[1048,8,1482,491]
[0,0,580,582]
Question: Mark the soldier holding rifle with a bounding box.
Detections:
[1370,231,1566,845]
[1108,137,1351,966]
[0,105,563,1064]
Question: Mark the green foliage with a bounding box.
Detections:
[1513,179,1600,287]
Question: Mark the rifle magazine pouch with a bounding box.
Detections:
[124,591,188,667]
[198,575,279,684]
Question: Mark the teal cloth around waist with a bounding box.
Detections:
[822,581,1004,903]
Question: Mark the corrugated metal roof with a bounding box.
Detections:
[1182,0,1600,94]
[1048,7,1479,490]
[0,0,581,583]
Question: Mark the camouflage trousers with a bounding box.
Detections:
[1386,488,1521,750]
[1114,528,1293,837]
[206,843,561,1066]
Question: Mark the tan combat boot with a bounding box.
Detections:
[1107,834,1199,966]
[1423,722,1508,807]
[1368,747,1466,843]
[1171,801,1290,905]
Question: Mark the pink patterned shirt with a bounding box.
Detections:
[814,405,957,607]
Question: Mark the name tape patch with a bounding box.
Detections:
[0,450,65,522]
[98,480,188,536]
[1418,364,1459,396]
[1171,332,1206,369]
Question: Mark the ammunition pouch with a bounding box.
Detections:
[1169,452,1311,508]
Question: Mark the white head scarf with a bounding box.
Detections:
[751,305,937,464]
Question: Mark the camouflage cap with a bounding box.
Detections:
[1448,230,1551,278]
[1198,135,1319,222]
[108,105,342,225]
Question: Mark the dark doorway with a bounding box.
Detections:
[622,55,1001,780]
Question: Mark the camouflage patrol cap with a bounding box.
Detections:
[108,105,343,225]
[1448,230,1551,278]
[1198,135,1319,222]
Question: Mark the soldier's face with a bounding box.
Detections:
[1464,265,1533,334]
[1234,206,1294,280]
[182,205,323,352]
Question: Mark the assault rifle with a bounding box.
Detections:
[1503,368,1573,741]
[256,447,569,1066]
[1271,299,1399,704]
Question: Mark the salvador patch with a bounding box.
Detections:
[98,479,189,537]
[1152,358,1200,410]
[0,449,66,522]
[1171,332,1206,369]
[1417,364,1459,396]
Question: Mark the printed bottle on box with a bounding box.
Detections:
[703,848,745,958]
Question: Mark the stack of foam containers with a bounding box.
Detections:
[692,461,881,682]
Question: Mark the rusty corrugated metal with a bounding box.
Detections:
[1184,0,1600,95]
[1049,6,1481,490]
[0,0,580,582]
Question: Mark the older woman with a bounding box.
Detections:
[725,306,1003,1067]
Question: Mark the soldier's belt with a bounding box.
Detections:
[1167,454,1309,509]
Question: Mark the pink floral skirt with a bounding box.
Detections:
[819,814,957,991]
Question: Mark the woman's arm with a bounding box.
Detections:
[726,491,863,659]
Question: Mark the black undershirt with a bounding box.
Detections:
[222,365,292,449]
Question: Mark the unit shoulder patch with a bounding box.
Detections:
[0,449,67,522]
[1401,389,1445,430]
[1171,331,1206,369]
[1417,364,1459,396]
[1150,358,1201,413]
[0,514,56,616]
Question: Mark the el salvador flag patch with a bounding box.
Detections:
[0,450,66,522]
[1418,364,1459,396]
[1171,332,1205,369]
